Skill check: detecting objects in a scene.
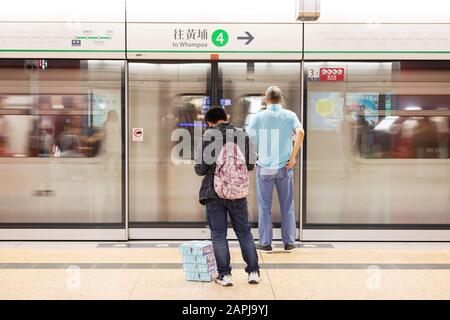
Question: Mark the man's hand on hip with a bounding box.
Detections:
[285,156,296,169]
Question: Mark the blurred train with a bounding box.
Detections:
[0,0,449,240]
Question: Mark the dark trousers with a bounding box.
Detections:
[206,198,260,276]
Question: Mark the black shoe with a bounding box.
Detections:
[256,244,273,253]
[284,243,297,252]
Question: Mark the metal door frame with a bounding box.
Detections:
[127,59,303,240]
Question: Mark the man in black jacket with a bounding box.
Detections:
[194,107,260,287]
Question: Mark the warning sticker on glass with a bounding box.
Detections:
[132,128,144,142]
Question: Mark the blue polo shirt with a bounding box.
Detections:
[248,104,302,169]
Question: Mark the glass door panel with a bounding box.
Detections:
[218,62,302,225]
[0,59,124,226]
[304,61,450,226]
[128,62,210,226]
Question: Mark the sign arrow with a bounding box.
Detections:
[237,31,254,45]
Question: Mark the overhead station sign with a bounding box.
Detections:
[0,22,125,59]
[127,23,302,60]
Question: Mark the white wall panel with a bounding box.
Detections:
[126,0,450,23]
[304,23,450,60]
[126,0,298,23]
[0,22,125,59]
[315,0,450,23]
[0,0,125,22]
[0,0,125,59]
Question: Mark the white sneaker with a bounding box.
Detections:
[248,271,261,284]
[215,274,233,287]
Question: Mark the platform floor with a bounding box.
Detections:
[0,241,450,300]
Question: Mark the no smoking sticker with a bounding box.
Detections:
[132,128,144,142]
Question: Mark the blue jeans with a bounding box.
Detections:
[256,167,296,246]
[206,198,260,276]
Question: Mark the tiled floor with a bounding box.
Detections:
[0,241,449,300]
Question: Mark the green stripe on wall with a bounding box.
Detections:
[127,50,302,53]
[0,49,300,54]
[304,51,450,54]
[0,49,124,52]
[0,49,448,54]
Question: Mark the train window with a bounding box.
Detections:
[0,60,123,159]
[304,61,450,225]
[0,59,124,224]
[173,94,209,160]
[241,95,266,132]
[305,62,450,160]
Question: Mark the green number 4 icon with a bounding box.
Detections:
[211,29,229,47]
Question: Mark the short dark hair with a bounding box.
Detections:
[204,107,228,124]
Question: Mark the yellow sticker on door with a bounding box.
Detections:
[315,99,334,117]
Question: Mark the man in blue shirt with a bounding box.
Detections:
[248,86,304,252]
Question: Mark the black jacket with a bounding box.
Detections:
[194,122,255,205]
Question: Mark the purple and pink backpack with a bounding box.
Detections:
[213,142,249,200]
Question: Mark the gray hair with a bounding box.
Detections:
[265,86,283,103]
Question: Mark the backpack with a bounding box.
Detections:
[213,141,249,200]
